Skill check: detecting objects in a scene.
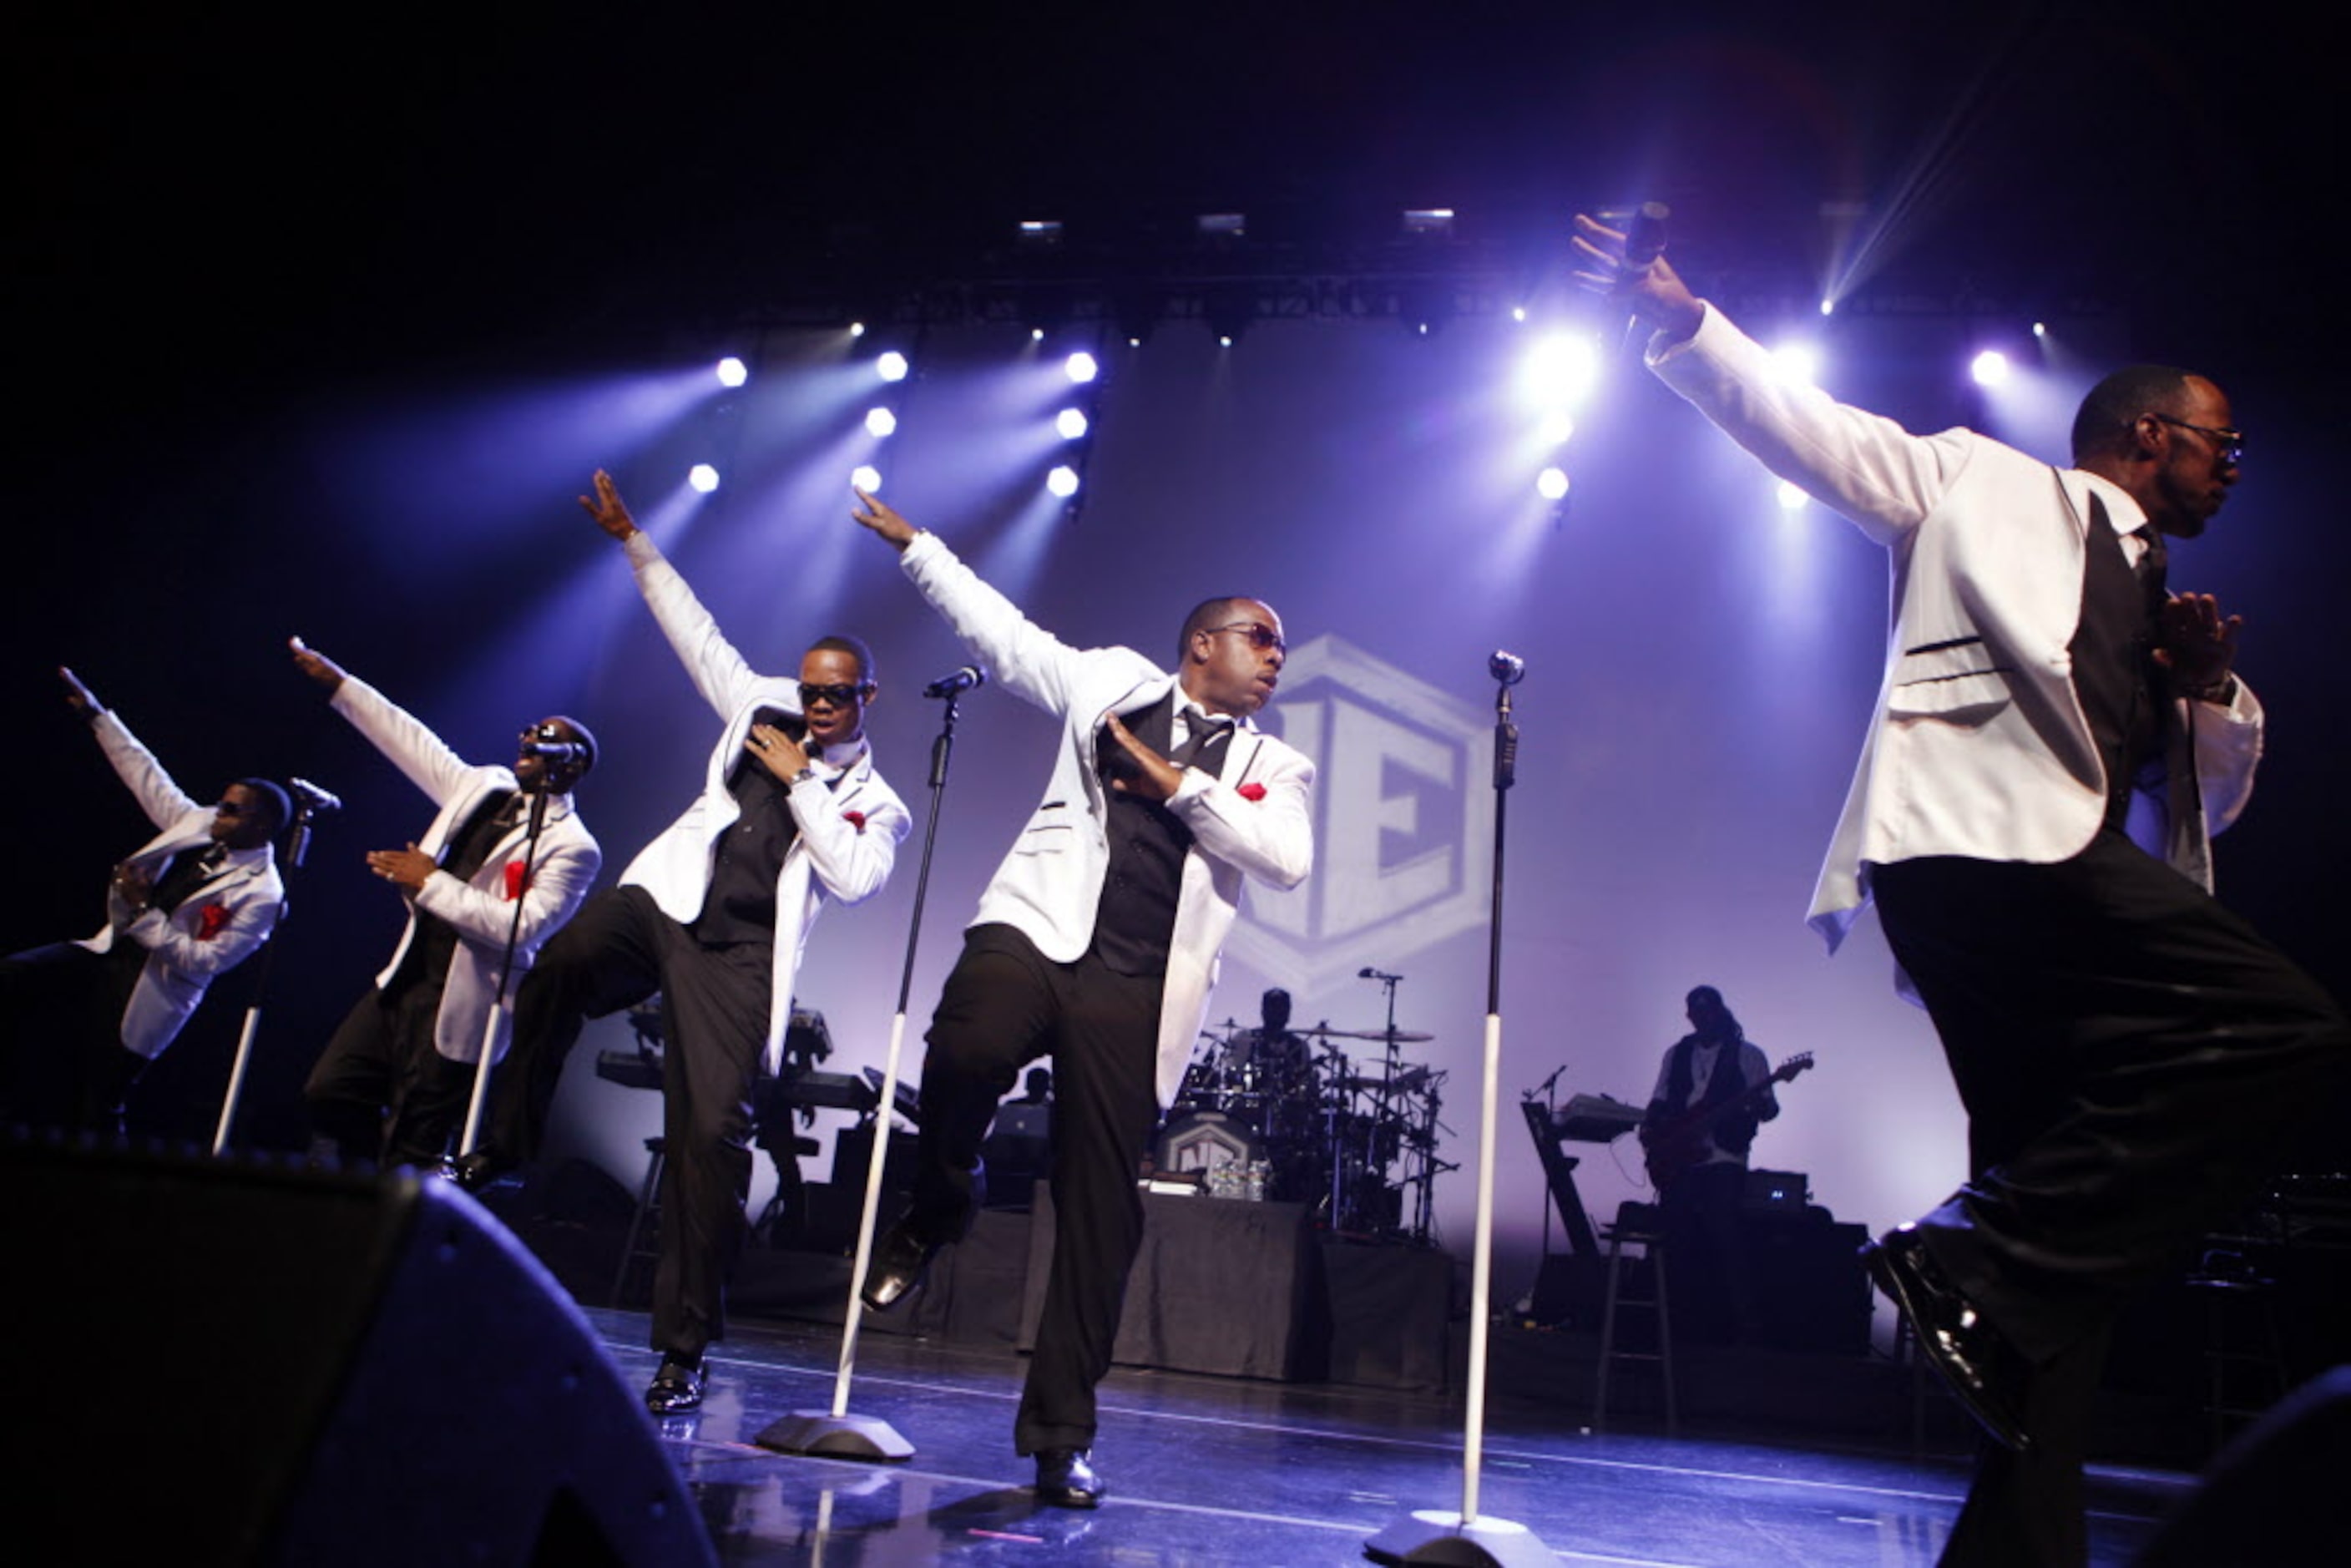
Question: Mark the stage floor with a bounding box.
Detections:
[599,1308,2194,1565]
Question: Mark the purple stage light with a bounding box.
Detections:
[865,407,898,438]
[877,351,910,383]
[1064,352,1099,384]
[1055,408,1090,441]
[1970,349,2010,387]
[1536,467,1569,501]
[852,464,882,493]
[715,357,748,388]
[688,463,720,494]
[1520,333,1601,412]
[1046,465,1080,498]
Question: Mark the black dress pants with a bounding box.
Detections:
[1873,829,2350,1566]
[908,923,1163,1455]
[501,885,773,1363]
[303,979,472,1168]
[0,942,149,1133]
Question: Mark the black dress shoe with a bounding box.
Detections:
[861,1218,942,1312]
[645,1356,705,1414]
[1034,1447,1104,1509]
[1863,1223,2031,1452]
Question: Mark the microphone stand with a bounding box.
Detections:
[758,690,968,1462]
[1368,656,1552,1567]
[458,787,553,1161]
[211,797,325,1156]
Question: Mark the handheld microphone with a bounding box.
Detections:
[290,776,343,814]
[1621,200,1670,271]
[924,665,987,699]
[520,741,592,764]
[1489,650,1526,686]
[1358,967,1402,983]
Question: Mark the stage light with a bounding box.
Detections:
[1539,410,1576,447]
[1818,297,1836,317]
[1536,467,1570,501]
[1030,327,1045,343]
[1217,335,1235,349]
[1520,332,1602,410]
[876,351,910,383]
[688,463,720,493]
[715,356,748,388]
[1769,342,1823,387]
[1511,306,1528,324]
[1016,219,1065,250]
[1401,208,1456,238]
[1055,408,1089,440]
[1046,465,1080,498]
[852,465,882,493]
[2032,321,2048,338]
[848,322,867,338]
[1970,349,2010,387]
[1064,352,1098,384]
[1196,212,1246,240]
[1777,480,1807,511]
[865,407,897,438]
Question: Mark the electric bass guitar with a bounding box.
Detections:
[1642,1051,1813,1193]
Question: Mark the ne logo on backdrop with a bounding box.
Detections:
[1231,636,1491,989]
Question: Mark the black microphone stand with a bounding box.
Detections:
[458,787,554,1161]
[1368,654,1552,1566]
[760,687,968,1463]
[211,797,326,1156]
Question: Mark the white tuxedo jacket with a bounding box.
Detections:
[330,676,602,1065]
[617,531,910,1072]
[73,713,283,1058]
[1651,306,2263,950]
[900,532,1315,1105]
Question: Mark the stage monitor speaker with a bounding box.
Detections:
[4,1133,715,1568]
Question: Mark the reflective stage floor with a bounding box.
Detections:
[604,1309,2194,1565]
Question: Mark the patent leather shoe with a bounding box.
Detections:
[861,1217,942,1312]
[644,1356,705,1414]
[1033,1447,1104,1509]
[1863,1222,2031,1452]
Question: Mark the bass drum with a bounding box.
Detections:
[1153,1110,1264,1183]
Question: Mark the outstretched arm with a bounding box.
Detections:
[586,469,769,720]
[73,671,202,832]
[297,637,474,806]
[852,488,1102,716]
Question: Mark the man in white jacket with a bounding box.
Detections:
[291,638,601,1170]
[468,471,909,1416]
[1576,213,2348,1565]
[850,489,1313,1508]
[2,668,286,1133]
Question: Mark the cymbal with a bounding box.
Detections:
[1307,1025,1434,1043]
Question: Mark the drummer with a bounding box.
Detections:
[1228,987,1313,1093]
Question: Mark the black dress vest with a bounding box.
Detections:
[1089,694,1235,977]
[2070,496,2166,829]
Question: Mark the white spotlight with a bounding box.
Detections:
[876,351,910,383]
[1970,349,2010,387]
[1777,479,1808,511]
[1520,332,1602,410]
[1536,468,1570,502]
[1818,297,1836,317]
[1046,465,1080,498]
[2032,321,2048,338]
[851,465,882,493]
[1055,408,1090,441]
[865,407,897,438]
[1064,351,1099,384]
[1510,306,1528,324]
[1769,342,1823,388]
[1217,335,1234,349]
[1539,410,1576,447]
[1030,327,1044,343]
[715,356,748,387]
[688,463,720,494]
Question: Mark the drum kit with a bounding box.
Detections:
[1158,1017,1451,1241]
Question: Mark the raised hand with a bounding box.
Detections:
[579,469,640,542]
[851,487,919,550]
[288,635,347,693]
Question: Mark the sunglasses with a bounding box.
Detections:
[1206,622,1287,655]
[800,682,872,708]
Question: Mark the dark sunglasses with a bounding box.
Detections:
[800,682,872,708]
[1206,621,1287,655]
